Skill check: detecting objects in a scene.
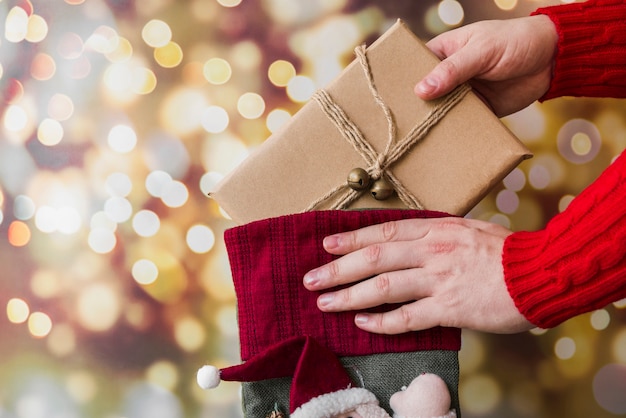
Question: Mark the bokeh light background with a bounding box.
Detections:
[1,0,626,417]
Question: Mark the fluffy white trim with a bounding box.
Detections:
[196,365,221,389]
[393,409,457,418]
[291,387,378,418]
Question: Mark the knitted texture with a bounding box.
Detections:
[533,0,626,100]
[224,209,461,361]
[503,150,626,328]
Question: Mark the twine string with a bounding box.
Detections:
[305,44,471,212]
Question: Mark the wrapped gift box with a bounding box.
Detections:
[211,19,531,225]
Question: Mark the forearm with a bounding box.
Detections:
[503,150,626,328]
[534,0,626,100]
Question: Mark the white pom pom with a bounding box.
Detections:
[197,365,221,389]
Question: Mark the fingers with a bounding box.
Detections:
[354,299,444,335]
[304,239,424,290]
[316,268,431,312]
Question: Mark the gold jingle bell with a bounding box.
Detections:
[347,167,371,191]
[370,177,394,201]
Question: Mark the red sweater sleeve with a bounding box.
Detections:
[533,0,626,100]
[503,150,626,328]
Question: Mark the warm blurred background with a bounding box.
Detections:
[1,0,626,417]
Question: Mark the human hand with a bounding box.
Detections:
[303,217,534,334]
[415,15,558,117]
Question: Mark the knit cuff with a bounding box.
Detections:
[533,0,626,101]
[503,150,626,329]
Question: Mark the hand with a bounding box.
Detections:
[415,15,558,117]
[303,217,534,334]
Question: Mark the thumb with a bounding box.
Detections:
[415,48,484,100]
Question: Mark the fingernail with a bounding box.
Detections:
[355,313,370,325]
[416,77,438,95]
[304,268,327,287]
[318,293,334,308]
[323,235,340,250]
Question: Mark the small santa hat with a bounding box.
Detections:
[197,335,380,417]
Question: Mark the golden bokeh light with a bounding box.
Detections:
[25,13,48,43]
[142,19,172,48]
[203,58,232,85]
[6,298,30,324]
[28,311,53,338]
[268,60,296,87]
[37,118,64,146]
[76,283,121,332]
[154,41,183,68]
[237,92,266,119]
[8,220,31,247]
[174,316,206,352]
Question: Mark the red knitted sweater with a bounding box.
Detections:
[503,0,626,328]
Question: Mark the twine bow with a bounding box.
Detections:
[304,44,471,212]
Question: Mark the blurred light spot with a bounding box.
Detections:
[199,171,223,195]
[186,224,215,254]
[557,118,601,164]
[287,75,316,102]
[57,206,81,234]
[104,62,133,95]
[37,118,64,146]
[142,19,172,48]
[215,305,238,337]
[438,0,464,26]
[57,32,84,59]
[555,337,576,359]
[104,196,132,223]
[77,283,120,332]
[8,220,31,247]
[230,41,262,71]
[201,106,229,133]
[106,36,133,62]
[5,6,29,42]
[105,172,132,197]
[154,42,183,68]
[26,13,48,42]
[174,316,205,352]
[108,124,137,153]
[4,105,28,132]
[132,67,157,94]
[47,323,76,357]
[90,211,117,231]
[3,78,24,104]
[28,311,52,338]
[237,92,265,119]
[48,94,74,121]
[203,58,232,85]
[14,194,36,220]
[502,168,525,192]
[31,269,61,299]
[593,364,626,414]
[160,180,188,208]
[494,0,517,11]
[146,361,179,391]
[69,55,92,80]
[614,298,626,309]
[424,4,447,35]
[160,88,208,134]
[138,249,188,303]
[496,189,519,214]
[201,134,249,174]
[218,0,242,6]
[86,25,119,54]
[266,108,291,133]
[528,164,550,190]
[88,228,116,254]
[146,170,173,198]
[460,374,501,415]
[132,259,159,285]
[458,331,485,373]
[132,210,160,237]
[612,329,626,362]
[7,298,30,323]
[558,194,575,212]
[268,60,296,87]
[488,213,510,229]
[590,309,610,330]
[31,53,56,80]
[35,205,58,233]
[66,371,97,404]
